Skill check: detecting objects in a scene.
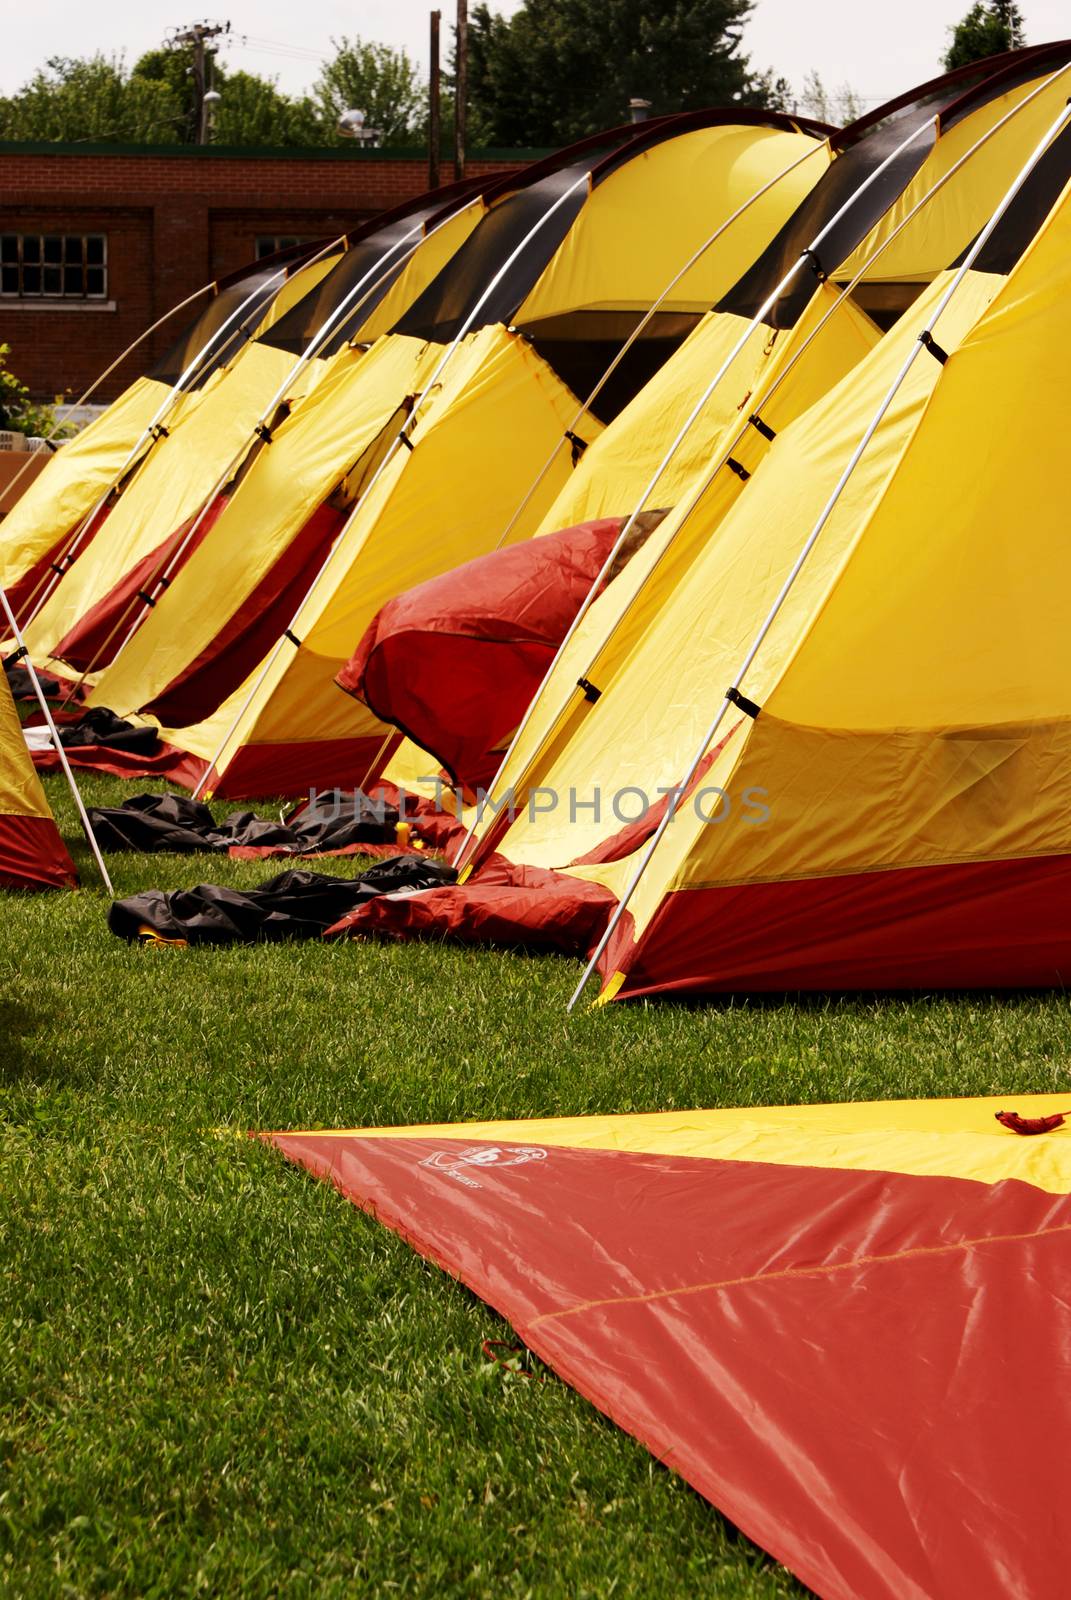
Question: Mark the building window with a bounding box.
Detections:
[0,234,108,300]
[255,235,313,260]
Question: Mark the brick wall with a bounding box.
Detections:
[0,143,528,402]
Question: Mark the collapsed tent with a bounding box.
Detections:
[266,1092,1071,1600]
[78,110,833,795]
[337,72,1071,1000]
[11,180,491,671]
[0,666,77,890]
[337,46,1071,802]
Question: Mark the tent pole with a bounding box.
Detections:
[453,112,939,868]
[490,139,829,556]
[15,248,328,634]
[192,168,594,798]
[1,588,113,895]
[567,95,1071,1012]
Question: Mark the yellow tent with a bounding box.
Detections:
[440,95,1071,1001]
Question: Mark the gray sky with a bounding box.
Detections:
[2,0,1068,109]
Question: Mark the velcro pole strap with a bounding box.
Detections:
[136,589,157,607]
[398,431,415,452]
[748,413,776,441]
[150,423,170,441]
[5,644,29,665]
[577,676,601,703]
[284,628,302,648]
[725,684,761,719]
[726,457,750,482]
[918,329,949,365]
[254,422,274,444]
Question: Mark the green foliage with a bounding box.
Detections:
[0,53,182,143]
[944,1,1026,70]
[466,0,763,147]
[0,38,425,150]
[3,768,1069,1594]
[0,343,73,438]
[312,36,427,147]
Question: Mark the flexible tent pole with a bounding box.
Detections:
[489,138,830,555]
[15,248,335,635]
[473,56,1071,873]
[567,95,1071,1013]
[0,588,114,894]
[193,167,594,799]
[82,205,479,701]
[453,112,939,869]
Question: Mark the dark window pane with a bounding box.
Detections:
[22,266,41,294]
[43,236,62,263]
[85,236,105,265]
[22,236,41,264]
[63,264,82,295]
[64,236,83,263]
[0,236,17,263]
[43,265,62,295]
[1,265,18,294]
[85,266,105,296]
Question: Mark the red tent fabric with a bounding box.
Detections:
[336,518,625,790]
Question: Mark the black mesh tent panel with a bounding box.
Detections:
[394,163,595,344]
[151,269,283,388]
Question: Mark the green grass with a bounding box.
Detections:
[3,772,1070,1597]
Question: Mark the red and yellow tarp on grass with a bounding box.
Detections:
[267,1093,1071,1600]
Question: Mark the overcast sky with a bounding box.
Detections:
[2,0,1067,110]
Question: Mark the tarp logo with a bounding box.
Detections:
[420,1145,548,1188]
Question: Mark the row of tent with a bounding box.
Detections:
[4,42,1071,1002]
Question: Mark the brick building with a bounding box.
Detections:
[0,140,535,404]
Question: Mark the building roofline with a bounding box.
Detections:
[0,138,550,162]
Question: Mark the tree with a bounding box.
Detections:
[944,2,1026,70]
[312,37,426,146]
[466,0,759,147]
[796,70,862,127]
[0,54,182,143]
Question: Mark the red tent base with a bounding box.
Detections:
[0,810,78,890]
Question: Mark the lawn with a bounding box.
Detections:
[3,771,1070,1597]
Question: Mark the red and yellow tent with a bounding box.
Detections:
[268,1092,1071,1600]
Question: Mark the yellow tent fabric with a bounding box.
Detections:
[91,335,444,714]
[516,124,828,324]
[25,340,312,660]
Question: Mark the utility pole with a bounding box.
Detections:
[454,0,467,181]
[167,20,231,144]
[429,10,442,189]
